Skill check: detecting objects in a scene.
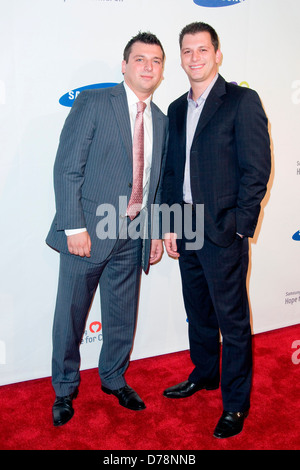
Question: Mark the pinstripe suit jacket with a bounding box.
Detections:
[46,83,168,272]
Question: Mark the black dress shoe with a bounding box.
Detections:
[101,384,146,411]
[163,379,219,399]
[213,410,249,439]
[52,388,79,427]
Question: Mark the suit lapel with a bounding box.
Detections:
[175,95,188,165]
[110,87,165,192]
[149,103,163,190]
[193,75,226,141]
[110,83,133,163]
[176,95,188,144]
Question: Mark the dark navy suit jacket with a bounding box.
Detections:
[162,75,271,247]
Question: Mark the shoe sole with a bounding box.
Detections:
[213,427,243,439]
[163,384,219,398]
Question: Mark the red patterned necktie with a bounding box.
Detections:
[127,101,147,220]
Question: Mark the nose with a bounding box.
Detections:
[191,50,201,62]
[144,60,153,71]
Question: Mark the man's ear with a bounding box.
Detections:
[216,49,222,65]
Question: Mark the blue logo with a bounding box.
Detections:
[59,82,118,107]
[193,0,246,7]
[292,230,300,241]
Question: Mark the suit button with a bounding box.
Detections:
[128,183,132,188]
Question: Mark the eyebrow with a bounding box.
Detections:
[133,54,163,61]
[181,43,211,51]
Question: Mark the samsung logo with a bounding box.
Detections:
[292,231,300,241]
[194,0,246,7]
[59,82,118,107]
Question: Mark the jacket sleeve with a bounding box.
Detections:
[235,89,271,237]
[53,91,95,231]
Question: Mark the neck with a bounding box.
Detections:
[190,82,209,101]
[190,73,218,101]
[124,80,152,102]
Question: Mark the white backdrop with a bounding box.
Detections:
[1,0,300,386]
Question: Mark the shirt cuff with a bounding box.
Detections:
[65,228,87,236]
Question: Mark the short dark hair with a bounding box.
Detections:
[123,31,165,63]
[179,22,219,52]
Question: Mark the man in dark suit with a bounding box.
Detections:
[46,32,168,426]
[162,22,271,438]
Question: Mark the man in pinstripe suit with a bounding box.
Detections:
[46,32,168,426]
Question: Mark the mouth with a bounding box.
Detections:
[190,64,204,70]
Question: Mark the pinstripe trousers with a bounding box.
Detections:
[51,222,142,397]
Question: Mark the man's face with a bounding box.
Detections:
[122,41,164,99]
[180,31,221,88]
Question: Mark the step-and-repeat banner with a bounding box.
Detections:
[1,0,299,385]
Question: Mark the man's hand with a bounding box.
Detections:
[67,231,91,258]
[164,233,179,259]
[149,239,164,265]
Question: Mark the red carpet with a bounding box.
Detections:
[0,324,299,451]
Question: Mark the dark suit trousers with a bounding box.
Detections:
[178,213,252,412]
[51,223,142,397]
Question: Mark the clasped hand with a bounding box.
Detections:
[67,231,91,258]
